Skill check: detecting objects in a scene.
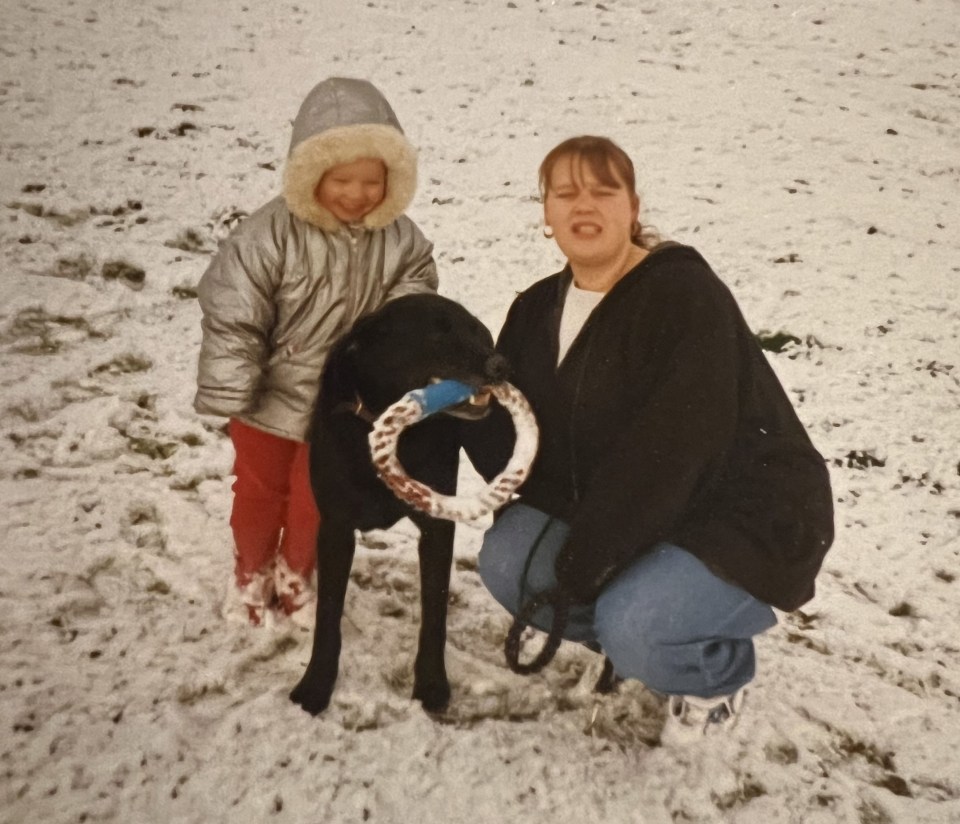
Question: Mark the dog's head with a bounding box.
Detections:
[324,294,508,419]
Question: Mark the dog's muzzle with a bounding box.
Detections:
[426,378,494,421]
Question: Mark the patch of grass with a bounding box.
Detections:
[786,631,832,655]
[836,731,895,771]
[55,254,96,280]
[7,200,88,226]
[764,739,799,765]
[755,330,802,353]
[858,798,893,824]
[89,354,152,375]
[4,308,97,354]
[713,776,767,811]
[170,477,202,492]
[165,228,208,254]
[834,450,886,469]
[101,260,145,288]
[888,601,917,618]
[128,438,178,460]
[170,121,199,137]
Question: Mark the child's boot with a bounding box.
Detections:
[275,557,316,629]
[224,565,276,627]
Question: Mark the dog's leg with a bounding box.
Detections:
[412,516,455,712]
[290,518,355,716]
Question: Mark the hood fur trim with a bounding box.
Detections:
[283,123,417,232]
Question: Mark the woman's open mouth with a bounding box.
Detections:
[571,221,602,237]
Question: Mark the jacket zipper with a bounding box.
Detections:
[343,226,362,320]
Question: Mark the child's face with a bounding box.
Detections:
[314,157,387,225]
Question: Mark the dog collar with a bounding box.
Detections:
[332,394,378,424]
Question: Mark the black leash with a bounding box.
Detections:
[504,588,570,675]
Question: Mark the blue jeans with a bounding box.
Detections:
[478,503,777,698]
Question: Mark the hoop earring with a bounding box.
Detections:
[543,226,554,239]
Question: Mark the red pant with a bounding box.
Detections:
[228,419,320,583]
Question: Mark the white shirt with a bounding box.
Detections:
[558,282,604,364]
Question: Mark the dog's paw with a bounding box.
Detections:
[412,678,451,713]
[289,675,335,716]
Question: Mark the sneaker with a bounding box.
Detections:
[661,690,745,746]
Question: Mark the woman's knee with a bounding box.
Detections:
[590,543,775,694]
[477,537,524,613]
[593,601,761,695]
[595,543,776,642]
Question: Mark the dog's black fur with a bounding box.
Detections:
[289,294,511,716]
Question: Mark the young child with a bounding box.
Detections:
[194,77,438,627]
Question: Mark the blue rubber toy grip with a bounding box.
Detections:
[405,380,477,418]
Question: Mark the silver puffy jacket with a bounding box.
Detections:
[194,78,438,441]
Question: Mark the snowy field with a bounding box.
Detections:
[1,1,958,822]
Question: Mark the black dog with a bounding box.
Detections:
[289,294,510,716]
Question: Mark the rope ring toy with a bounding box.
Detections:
[369,380,538,524]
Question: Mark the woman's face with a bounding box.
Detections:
[543,154,639,271]
[314,157,387,224]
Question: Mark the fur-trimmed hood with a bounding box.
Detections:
[283,77,417,232]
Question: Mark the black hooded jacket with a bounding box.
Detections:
[467,243,834,612]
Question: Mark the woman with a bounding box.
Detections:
[469,136,834,744]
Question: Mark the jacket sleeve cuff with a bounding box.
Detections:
[193,390,251,419]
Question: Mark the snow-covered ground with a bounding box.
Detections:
[1,1,958,822]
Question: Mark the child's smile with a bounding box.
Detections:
[314,157,387,225]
